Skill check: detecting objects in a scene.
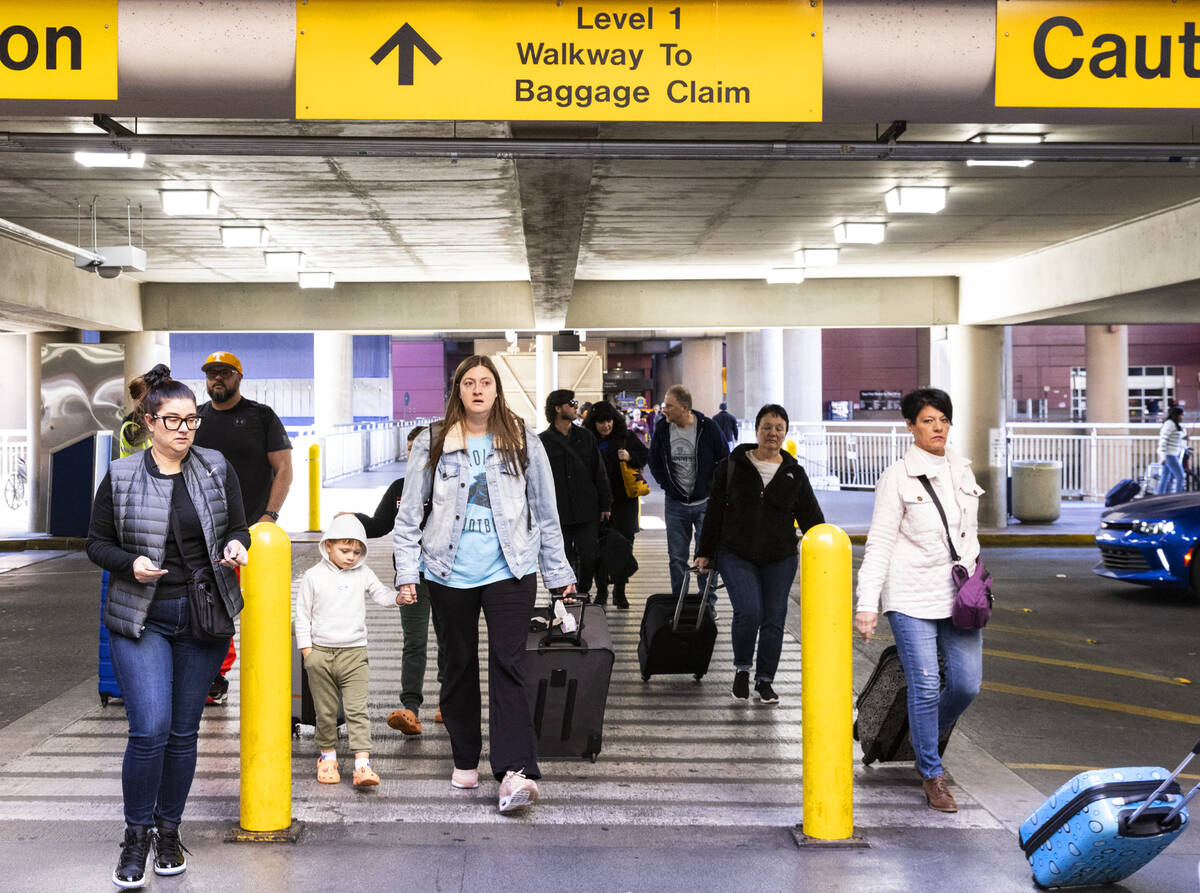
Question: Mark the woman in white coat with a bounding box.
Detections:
[854,388,984,814]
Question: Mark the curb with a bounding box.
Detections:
[0,537,87,552]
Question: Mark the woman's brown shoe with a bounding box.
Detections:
[922,775,958,813]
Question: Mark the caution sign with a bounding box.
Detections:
[0,1,117,100]
[296,0,821,122]
[998,0,1200,108]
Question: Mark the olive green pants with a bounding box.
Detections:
[304,645,372,753]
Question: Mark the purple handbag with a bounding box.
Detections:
[917,475,994,630]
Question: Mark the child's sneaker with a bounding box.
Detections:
[498,769,539,814]
[352,764,380,787]
[451,768,479,789]
[387,708,422,736]
[316,758,340,784]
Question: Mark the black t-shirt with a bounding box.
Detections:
[194,397,292,520]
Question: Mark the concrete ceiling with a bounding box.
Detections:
[3,116,1200,333]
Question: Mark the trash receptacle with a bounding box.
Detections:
[1011,460,1061,523]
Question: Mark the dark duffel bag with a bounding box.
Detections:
[853,644,953,765]
[1105,477,1140,507]
[637,570,718,683]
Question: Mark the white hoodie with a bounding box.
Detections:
[294,514,396,649]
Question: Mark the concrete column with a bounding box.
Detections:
[26,333,52,532]
[725,333,746,418]
[680,337,724,416]
[782,327,822,422]
[1085,325,1129,425]
[535,334,554,423]
[0,334,27,429]
[312,332,353,430]
[100,332,171,410]
[929,326,952,391]
[947,325,1006,529]
[743,327,784,416]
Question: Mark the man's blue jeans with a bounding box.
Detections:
[1158,455,1185,495]
[886,611,982,779]
[109,594,231,826]
[718,550,797,683]
[665,497,714,603]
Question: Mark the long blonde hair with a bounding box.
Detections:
[429,355,527,474]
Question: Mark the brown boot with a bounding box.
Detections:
[922,774,957,812]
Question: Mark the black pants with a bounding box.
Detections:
[562,519,599,594]
[426,573,540,781]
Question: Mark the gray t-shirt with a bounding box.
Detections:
[669,420,700,500]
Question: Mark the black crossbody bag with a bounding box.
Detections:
[168,494,236,642]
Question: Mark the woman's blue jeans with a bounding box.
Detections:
[1158,455,1185,495]
[109,595,231,826]
[718,550,797,683]
[885,611,982,779]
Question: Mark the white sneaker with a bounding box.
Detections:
[497,769,539,814]
[451,768,479,789]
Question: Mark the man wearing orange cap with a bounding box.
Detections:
[194,350,293,704]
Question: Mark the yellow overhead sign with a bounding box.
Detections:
[0,1,117,100]
[997,0,1200,108]
[296,0,822,122]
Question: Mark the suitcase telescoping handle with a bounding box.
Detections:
[674,566,718,632]
[1126,739,1200,826]
[539,599,584,649]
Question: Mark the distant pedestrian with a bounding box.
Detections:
[711,402,739,450]
[393,356,575,814]
[295,514,412,788]
[1158,405,1187,495]
[695,404,824,706]
[854,388,984,814]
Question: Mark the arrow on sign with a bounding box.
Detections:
[370,23,442,86]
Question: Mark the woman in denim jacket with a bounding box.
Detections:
[394,355,575,814]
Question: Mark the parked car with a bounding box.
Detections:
[1094,492,1200,598]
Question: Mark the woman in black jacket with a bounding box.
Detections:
[695,403,824,705]
[584,401,649,608]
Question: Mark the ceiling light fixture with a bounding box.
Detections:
[74,151,146,168]
[160,189,220,215]
[793,248,839,267]
[298,270,335,289]
[965,159,1035,168]
[765,267,806,285]
[220,225,269,248]
[833,222,886,244]
[263,250,306,271]
[884,186,948,214]
[968,132,1046,144]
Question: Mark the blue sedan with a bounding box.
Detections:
[1094,493,1200,598]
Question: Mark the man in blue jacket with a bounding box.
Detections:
[649,384,729,606]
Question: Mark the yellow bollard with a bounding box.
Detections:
[307,442,320,532]
[238,521,293,835]
[785,439,797,457]
[799,523,855,841]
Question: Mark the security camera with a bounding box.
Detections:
[96,265,124,279]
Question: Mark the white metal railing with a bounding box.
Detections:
[0,429,30,514]
[306,418,439,484]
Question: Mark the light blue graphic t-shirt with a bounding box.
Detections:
[430,434,512,588]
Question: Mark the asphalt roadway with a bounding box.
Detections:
[0,500,1198,890]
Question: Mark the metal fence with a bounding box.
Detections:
[0,430,29,519]
[294,418,440,485]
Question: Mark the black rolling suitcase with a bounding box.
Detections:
[854,644,954,765]
[637,571,718,682]
[1105,477,1140,507]
[291,635,343,734]
[524,600,614,762]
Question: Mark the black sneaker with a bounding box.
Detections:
[113,824,152,888]
[206,673,229,706]
[153,820,189,876]
[754,680,780,705]
[731,670,750,701]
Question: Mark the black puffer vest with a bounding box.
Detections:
[105,446,243,638]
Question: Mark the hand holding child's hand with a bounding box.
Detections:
[396,587,417,605]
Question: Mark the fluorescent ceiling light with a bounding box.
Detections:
[263,250,306,271]
[884,186,948,214]
[793,248,839,267]
[765,267,806,284]
[220,225,269,248]
[298,270,335,289]
[969,132,1045,144]
[965,159,1035,168]
[74,151,145,168]
[833,222,886,244]
[160,189,220,215]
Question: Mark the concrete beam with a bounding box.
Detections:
[566,278,958,330]
[0,238,141,332]
[141,281,534,332]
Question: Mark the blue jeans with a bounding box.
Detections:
[886,611,982,779]
[718,550,797,683]
[1158,455,1184,495]
[109,595,231,826]
[665,498,716,604]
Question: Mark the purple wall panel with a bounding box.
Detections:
[392,341,446,419]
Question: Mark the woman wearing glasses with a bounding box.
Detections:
[87,364,250,888]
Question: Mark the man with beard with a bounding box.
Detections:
[193,350,293,703]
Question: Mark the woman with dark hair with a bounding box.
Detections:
[393,355,575,814]
[1158,404,1187,495]
[853,387,984,814]
[86,364,250,887]
[583,401,649,608]
[118,371,153,457]
[695,403,824,705]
